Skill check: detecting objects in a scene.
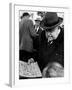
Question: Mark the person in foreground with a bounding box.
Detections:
[37,12,64,77]
[42,62,64,77]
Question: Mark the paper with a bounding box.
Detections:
[19,61,42,77]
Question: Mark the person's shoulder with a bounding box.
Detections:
[56,27,64,43]
[60,27,64,39]
[60,27,64,33]
[26,19,33,25]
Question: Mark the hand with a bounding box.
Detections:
[28,58,34,64]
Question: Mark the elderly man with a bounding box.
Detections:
[37,12,64,74]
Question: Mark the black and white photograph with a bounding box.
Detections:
[9,3,70,87]
[0,0,72,89]
[19,10,64,79]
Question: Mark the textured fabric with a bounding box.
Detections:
[19,18,37,52]
[38,27,64,71]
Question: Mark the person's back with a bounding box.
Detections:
[19,16,38,52]
[19,13,39,61]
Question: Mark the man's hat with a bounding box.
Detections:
[41,12,63,31]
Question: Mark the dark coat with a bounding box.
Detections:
[37,27,43,35]
[33,27,43,50]
[38,27,64,71]
[19,18,37,52]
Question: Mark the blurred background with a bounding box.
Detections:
[19,11,64,28]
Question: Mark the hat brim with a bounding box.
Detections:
[41,17,63,30]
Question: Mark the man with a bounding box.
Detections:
[38,12,64,72]
[34,16,43,34]
[33,16,43,51]
[19,12,38,61]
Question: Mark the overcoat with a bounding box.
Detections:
[38,27,64,71]
[19,18,37,52]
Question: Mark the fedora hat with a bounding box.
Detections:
[41,12,63,31]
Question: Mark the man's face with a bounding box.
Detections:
[45,26,59,41]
